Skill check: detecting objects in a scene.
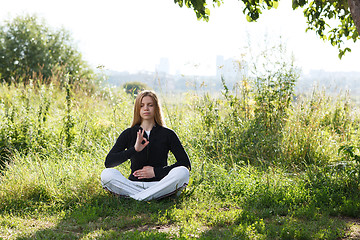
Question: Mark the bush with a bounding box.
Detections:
[123,81,149,95]
[0,14,93,85]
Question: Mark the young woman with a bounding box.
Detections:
[101,90,191,201]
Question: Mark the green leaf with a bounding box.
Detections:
[352,30,359,41]
[205,8,210,16]
[292,0,299,9]
[246,15,254,22]
[273,1,279,9]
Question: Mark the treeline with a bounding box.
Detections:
[104,69,360,96]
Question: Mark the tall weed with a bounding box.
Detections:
[188,41,299,167]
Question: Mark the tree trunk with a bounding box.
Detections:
[348,0,360,34]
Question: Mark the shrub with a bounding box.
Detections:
[123,81,149,95]
[0,14,94,85]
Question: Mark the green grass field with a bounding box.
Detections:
[0,73,360,239]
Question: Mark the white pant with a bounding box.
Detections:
[101,166,190,201]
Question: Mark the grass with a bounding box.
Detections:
[0,165,351,239]
[0,71,360,239]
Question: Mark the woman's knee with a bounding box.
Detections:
[101,168,120,184]
[169,166,190,180]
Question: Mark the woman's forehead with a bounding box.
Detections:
[141,96,154,103]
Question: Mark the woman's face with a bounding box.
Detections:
[140,96,155,121]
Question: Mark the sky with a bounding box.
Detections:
[1,0,359,76]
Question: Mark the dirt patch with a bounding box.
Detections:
[125,224,210,238]
[341,217,360,239]
[0,218,56,239]
[125,224,176,234]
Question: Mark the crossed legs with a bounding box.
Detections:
[101,166,189,201]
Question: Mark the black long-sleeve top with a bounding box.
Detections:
[105,124,191,182]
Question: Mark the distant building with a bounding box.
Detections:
[216,55,248,82]
[156,58,170,74]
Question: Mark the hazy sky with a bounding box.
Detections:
[1,0,359,75]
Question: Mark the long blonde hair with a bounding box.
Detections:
[131,90,164,127]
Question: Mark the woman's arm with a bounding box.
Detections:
[105,128,137,168]
[153,130,191,178]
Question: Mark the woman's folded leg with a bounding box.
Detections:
[130,166,190,201]
[101,168,144,197]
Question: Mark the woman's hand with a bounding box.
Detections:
[133,166,155,179]
[134,129,149,152]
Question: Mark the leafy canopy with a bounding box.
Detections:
[174,0,359,58]
[0,14,93,84]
